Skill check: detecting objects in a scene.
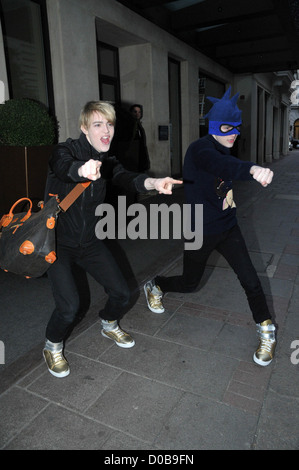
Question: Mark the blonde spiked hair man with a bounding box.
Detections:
[43,101,181,378]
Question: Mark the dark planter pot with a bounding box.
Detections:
[0,145,53,215]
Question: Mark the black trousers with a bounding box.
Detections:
[156,225,271,324]
[46,240,130,343]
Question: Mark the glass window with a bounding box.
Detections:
[99,47,118,77]
[97,40,120,104]
[0,0,54,109]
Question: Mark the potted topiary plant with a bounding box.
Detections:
[0,98,59,214]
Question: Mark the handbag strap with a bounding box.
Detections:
[0,182,91,230]
[58,181,91,212]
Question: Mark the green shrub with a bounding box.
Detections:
[0,98,58,146]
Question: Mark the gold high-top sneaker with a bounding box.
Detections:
[43,340,70,378]
[101,320,135,348]
[144,280,165,313]
[253,320,276,366]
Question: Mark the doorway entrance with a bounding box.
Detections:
[168,58,182,177]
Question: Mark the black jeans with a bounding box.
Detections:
[156,225,271,324]
[46,240,130,343]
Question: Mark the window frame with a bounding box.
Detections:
[96,40,121,104]
[0,0,55,114]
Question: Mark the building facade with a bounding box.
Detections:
[289,72,299,146]
[0,0,294,177]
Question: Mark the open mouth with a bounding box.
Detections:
[101,136,110,146]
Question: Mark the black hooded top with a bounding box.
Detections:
[183,134,254,235]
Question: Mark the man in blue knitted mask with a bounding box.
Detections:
[144,86,277,367]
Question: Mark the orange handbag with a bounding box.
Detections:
[0,182,90,278]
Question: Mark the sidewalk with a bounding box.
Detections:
[0,151,299,450]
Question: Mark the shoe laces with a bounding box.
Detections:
[106,324,127,338]
[257,325,276,356]
[152,292,162,301]
[150,285,162,299]
[149,292,163,309]
[258,337,275,354]
[51,350,65,364]
[113,326,126,337]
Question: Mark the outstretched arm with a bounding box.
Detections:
[144,177,182,194]
[77,159,183,194]
[250,165,273,187]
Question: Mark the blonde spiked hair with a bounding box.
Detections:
[79,101,116,130]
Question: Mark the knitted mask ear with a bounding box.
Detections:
[205,86,242,136]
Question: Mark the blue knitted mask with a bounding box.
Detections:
[205,86,242,136]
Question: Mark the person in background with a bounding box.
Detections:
[129,104,150,173]
[144,87,276,368]
[107,104,150,210]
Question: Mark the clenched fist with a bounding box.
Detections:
[250,166,273,187]
[78,159,102,181]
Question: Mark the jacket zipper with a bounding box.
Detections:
[78,182,94,245]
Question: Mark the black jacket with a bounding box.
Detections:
[44,133,147,247]
[184,135,254,235]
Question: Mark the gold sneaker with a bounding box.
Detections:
[101,320,135,348]
[144,280,165,313]
[253,319,276,367]
[43,348,70,378]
